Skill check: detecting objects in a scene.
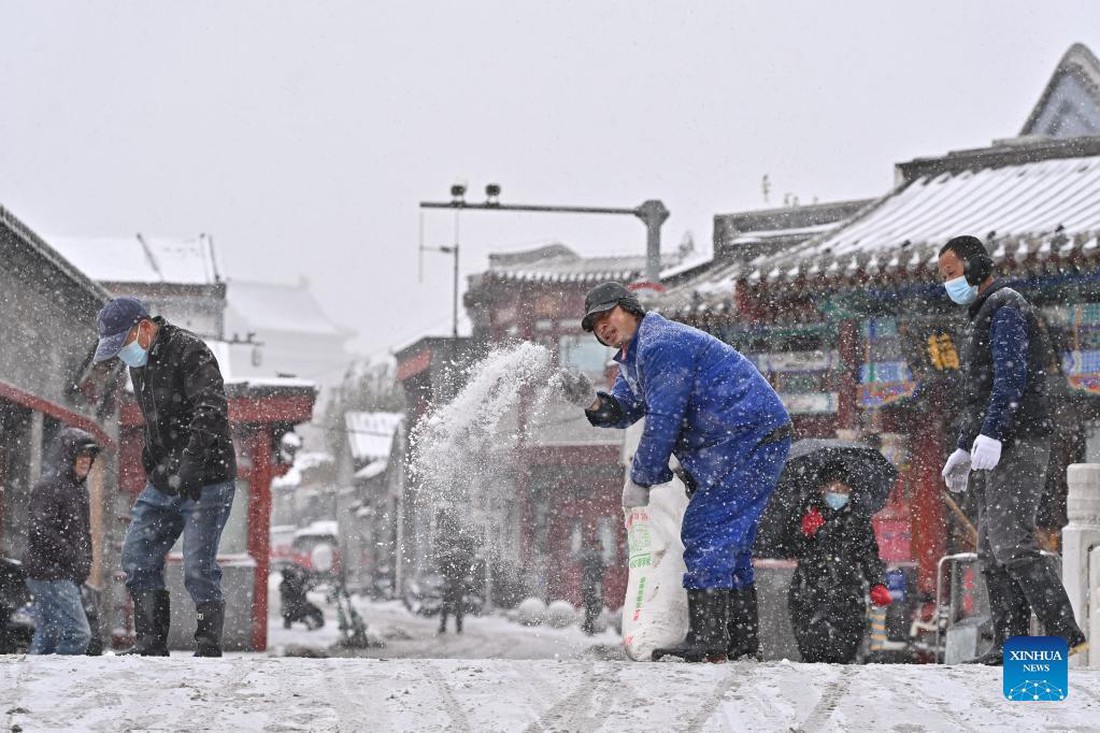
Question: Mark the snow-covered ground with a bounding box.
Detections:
[3,580,1098,731]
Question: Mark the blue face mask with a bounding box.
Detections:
[823,492,849,511]
[944,275,978,305]
[118,338,149,368]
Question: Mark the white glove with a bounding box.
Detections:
[942,448,971,493]
[970,435,1002,471]
[556,368,597,408]
[622,475,651,509]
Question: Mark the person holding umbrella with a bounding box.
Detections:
[937,235,1087,664]
[787,466,893,663]
[557,282,792,663]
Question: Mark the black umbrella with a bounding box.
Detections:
[754,438,899,558]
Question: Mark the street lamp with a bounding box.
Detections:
[420,184,669,284]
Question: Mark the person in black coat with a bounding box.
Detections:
[436,511,475,634]
[279,563,324,630]
[787,470,892,664]
[938,235,1087,664]
[93,296,237,657]
[23,427,101,655]
[579,543,606,636]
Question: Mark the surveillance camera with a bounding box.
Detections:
[486,183,501,198]
[450,183,467,198]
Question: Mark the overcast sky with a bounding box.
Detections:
[1,2,1098,367]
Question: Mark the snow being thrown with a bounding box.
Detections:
[408,342,566,575]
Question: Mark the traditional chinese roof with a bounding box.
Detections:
[226,278,354,338]
[742,137,1100,287]
[345,411,403,463]
[49,234,222,286]
[660,199,872,313]
[1020,43,1100,138]
[473,242,689,285]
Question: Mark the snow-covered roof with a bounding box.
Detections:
[476,243,687,284]
[744,142,1100,285]
[354,458,389,480]
[345,411,403,463]
[226,279,353,338]
[293,520,339,539]
[200,338,315,389]
[48,234,222,285]
[1020,43,1100,138]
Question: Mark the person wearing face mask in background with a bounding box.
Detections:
[92,297,237,657]
[787,468,892,664]
[937,235,1087,665]
[23,428,101,655]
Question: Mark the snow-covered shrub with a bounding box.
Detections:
[515,597,548,626]
[545,600,577,629]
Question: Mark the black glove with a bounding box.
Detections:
[149,463,173,493]
[169,457,204,502]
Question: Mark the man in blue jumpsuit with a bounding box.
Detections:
[560,282,792,662]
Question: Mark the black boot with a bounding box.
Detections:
[727,585,762,661]
[121,589,170,656]
[1007,556,1088,655]
[652,589,730,663]
[965,567,1030,666]
[194,601,225,657]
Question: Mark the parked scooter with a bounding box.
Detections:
[0,557,34,654]
[280,562,325,630]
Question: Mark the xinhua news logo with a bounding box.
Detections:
[1003,636,1068,701]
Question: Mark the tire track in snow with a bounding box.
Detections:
[423,661,472,733]
[1070,681,1100,705]
[521,664,624,733]
[791,666,853,733]
[678,665,747,733]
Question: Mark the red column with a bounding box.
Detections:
[246,427,273,651]
[910,392,947,598]
[837,319,859,430]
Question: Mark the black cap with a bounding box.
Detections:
[582,282,642,332]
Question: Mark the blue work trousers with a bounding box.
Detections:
[681,436,791,590]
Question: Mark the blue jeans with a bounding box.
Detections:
[121,481,235,605]
[25,578,91,655]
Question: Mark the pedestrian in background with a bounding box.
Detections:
[23,428,100,655]
[93,296,237,657]
[559,281,792,663]
[436,511,474,634]
[787,468,892,663]
[579,541,606,635]
[938,235,1087,664]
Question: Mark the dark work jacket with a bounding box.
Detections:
[132,317,236,494]
[957,282,1051,450]
[788,500,886,633]
[23,428,95,583]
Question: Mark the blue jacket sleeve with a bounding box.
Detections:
[631,342,694,487]
[981,306,1029,441]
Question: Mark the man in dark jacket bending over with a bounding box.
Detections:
[938,235,1087,664]
[560,282,792,662]
[93,297,237,656]
[24,427,101,654]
